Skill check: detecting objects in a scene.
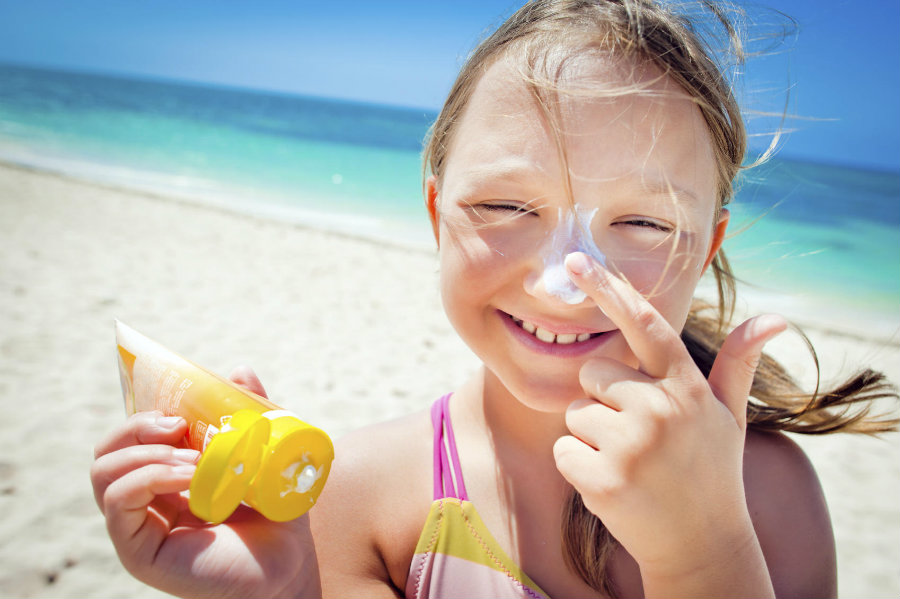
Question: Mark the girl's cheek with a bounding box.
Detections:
[445,222,540,268]
[605,242,706,305]
[438,230,509,294]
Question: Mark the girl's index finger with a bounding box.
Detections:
[565,251,688,379]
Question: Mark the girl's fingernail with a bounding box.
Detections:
[173,448,200,463]
[565,252,592,276]
[156,416,184,430]
[171,464,196,477]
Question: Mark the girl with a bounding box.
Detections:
[91,1,897,597]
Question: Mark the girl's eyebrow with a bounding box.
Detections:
[456,159,547,186]
[573,178,706,207]
[623,178,704,205]
[455,161,706,206]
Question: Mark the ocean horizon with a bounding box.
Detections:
[2,62,898,335]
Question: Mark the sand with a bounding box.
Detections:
[0,161,897,597]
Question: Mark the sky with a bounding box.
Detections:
[0,0,898,172]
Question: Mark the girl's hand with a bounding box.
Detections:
[90,367,320,599]
[553,252,784,597]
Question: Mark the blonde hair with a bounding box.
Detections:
[423,1,898,595]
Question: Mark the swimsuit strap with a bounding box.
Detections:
[431,393,469,501]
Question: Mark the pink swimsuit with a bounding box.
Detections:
[405,394,550,598]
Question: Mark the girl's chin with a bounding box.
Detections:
[505,380,585,413]
[527,394,581,413]
[480,356,588,412]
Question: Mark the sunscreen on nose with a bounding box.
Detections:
[539,205,606,304]
[115,321,333,524]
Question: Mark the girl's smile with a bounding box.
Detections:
[500,309,614,357]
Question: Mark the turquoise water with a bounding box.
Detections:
[1,62,898,327]
[724,159,899,319]
[0,62,429,240]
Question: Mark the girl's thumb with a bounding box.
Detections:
[707,314,787,430]
[228,365,269,398]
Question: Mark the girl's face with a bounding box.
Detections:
[429,54,727,412]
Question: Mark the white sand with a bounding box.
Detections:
[0,162,897,597]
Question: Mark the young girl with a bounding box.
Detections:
[91,1,897,597]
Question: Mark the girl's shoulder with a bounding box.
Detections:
[743,430,837,596]
[311,405,436,594]
[744,429,819,487]
[320,404,435,522]
[333,406,435,486]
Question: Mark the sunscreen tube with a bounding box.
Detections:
[115,321,333,524]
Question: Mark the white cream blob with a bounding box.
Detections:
[294,465,320,493]
[539,205,606,304]
[280,455,322,497]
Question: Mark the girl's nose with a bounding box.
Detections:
[523,250,590,305]
[523,207,606,306]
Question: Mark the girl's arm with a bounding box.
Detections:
[744,430,837,598]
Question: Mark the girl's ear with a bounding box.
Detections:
[701,208,729,274]
[425,175,440,246]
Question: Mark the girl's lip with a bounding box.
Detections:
[497,310,614,357]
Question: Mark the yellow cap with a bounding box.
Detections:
[245,413,334,522]
[188,409,270,524]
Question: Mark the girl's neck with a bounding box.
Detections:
[454,367,576,574]
[459,367,570,458]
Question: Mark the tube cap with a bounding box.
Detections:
[188,409,270,524]
[245,413,334,522]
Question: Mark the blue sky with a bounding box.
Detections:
[0,0,897,172]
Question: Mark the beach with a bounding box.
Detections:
[0,161,897,597]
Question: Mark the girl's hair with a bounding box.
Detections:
[422,0,898,595]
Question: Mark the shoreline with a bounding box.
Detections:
[1,161,898,597]
[0,153,436,253]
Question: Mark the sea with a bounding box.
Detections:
[1,63,898,336]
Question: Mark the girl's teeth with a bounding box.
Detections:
[512,315,597,345]
[535,327,556,343]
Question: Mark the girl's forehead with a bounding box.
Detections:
[464,52,690,119]
[443,54,717,205]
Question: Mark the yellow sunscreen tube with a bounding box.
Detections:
[115,320,333,524]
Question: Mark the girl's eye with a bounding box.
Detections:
[616,218,673,233]
[469,202,537,222]
[479,203,534,214]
